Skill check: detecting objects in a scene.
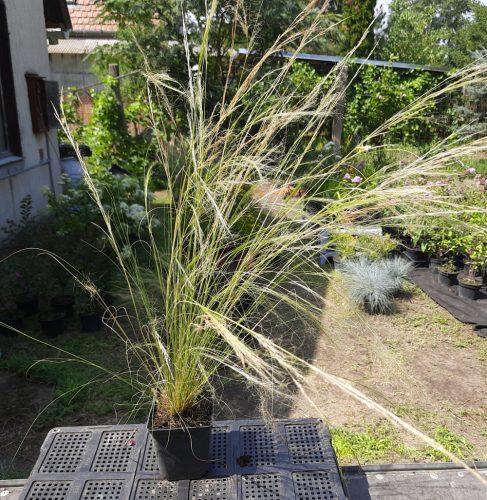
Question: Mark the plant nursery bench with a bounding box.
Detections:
[17,418,347,499]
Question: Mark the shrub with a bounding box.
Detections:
[333,232,398,261]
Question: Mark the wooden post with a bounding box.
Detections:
[108,63,126,131]
[332,67,348,157]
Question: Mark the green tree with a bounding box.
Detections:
[95,1,338,110]
[344,65,444,145]
[381,0,448,66]
[381,0,473,67]
[449,2,487,67]
[340,0,377,56]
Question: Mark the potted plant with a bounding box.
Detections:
[400,224,428,267]
[10,270,39,316]
[457,235,486,300]
[50,268,75,317]
[77,301,104,333]
[39,307,66,338]
[438,259,460,287]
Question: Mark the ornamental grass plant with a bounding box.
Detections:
[14,0,487,479]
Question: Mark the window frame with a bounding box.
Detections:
[0,0,22,158]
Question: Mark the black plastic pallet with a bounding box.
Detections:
[19,419,347,499]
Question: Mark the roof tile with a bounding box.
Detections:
[68,0,117,32]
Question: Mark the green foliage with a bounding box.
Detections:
[423,426,474,460]
[331,424,407,463]
[1,194,34,238]
[63,81,154,179]
[94,0,338,112]
[381,0,472,67]
[381,0,448,66]
[1,331,139,422]
[344,66,443,145]
[44,174,158,246]
[333,232,398,261]
[453,54,487,138]
[448,2,487,67]
[340,0,377,56]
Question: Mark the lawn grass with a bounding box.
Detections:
[331,423,476,464]
[461,157,487,173]
[0,322,142,427]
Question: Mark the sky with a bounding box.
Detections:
[378,0,487,13]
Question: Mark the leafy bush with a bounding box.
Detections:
[60,81,156,183]
[333,232,398,261]
[44,174,158,247]
[344,66,444,146]
[340,257,412,314]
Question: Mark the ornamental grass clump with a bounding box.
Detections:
[44,0,487,480]
[340,257,411,314]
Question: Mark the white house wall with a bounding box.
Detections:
[0,0,62,233]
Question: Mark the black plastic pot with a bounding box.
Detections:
[403,247,428,267]
[0,311,22,337]
[149,424,212,480]
[458,278,483,300]
[438,270,459,287]
[429,257,445,274]
[51,295,75,317]
[15,296,39,316]
[79,312,103,332]
[39,313,66,338]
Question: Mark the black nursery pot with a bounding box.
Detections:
[429,257,445,274]
[51,295,75,317]
[79,312,103,333]
[15,296,39,316]
[438,270,459,287]
[458,279,483,300]
[403,247,428,267]
[39,313,66,338]
[149,424,212,480]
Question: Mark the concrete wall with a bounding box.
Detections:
[0,0,62,233]
[49,52,101,91]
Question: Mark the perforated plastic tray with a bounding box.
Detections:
[19,419,347,499]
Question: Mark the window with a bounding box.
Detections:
[0,0,21,157]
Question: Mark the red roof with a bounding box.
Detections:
[68,0,117,32]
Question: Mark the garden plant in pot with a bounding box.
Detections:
[458,234,486,300]
[50,2,487,482]
[438,259,460,287]
[10,267,39,316]
[400,223,429,267]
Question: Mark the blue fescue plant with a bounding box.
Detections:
[340,257,412,314]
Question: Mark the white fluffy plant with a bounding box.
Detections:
[58,0,487,480]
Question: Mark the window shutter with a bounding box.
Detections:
[25,73,49,134]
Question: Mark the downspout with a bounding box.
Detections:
[45,131,56,193]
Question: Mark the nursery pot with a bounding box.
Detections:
[39,313,66,338]
[148,400,212,481]
[403,247,428,267]
[438,270,459,287]
[429,257,445,274]
[458,278,483,300]
[15,295,38,316]
[51,295,75,317]
[79,312,103,333]
[149,424,212,480]
[0,310,22,337]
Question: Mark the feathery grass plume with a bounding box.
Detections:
[45,0,487,482]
